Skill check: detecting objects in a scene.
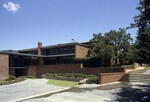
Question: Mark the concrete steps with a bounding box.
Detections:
[120,74,150,83]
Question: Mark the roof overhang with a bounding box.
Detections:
[0,51,75,58]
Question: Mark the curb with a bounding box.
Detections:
[100,81,120,86]
[9,82,120,102]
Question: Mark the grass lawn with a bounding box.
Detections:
[47,79,78,87]
[145,66,150,70]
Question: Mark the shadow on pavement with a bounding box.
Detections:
[112,83,150,102]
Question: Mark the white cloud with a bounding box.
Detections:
[3,2,20,13]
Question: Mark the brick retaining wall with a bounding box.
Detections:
[83,67,125,75]
[99,72,124,84]
[27,64,83,77]
[27,64,125,78]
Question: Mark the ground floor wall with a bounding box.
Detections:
[9,68,15,76]
[0,54,9,80]
[8,63,126,84]
[27,64,83,77]
[9,68,28,77]
[27,64,125,84]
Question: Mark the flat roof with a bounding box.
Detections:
[0,51,41,57]
[18,42,88,52]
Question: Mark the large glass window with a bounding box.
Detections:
[42,46,75,55]
[44,55,76,65]
[9,55,31,67]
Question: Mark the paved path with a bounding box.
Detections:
[21,82,129,102]
[22,82,150,102]
[0,79,63,102]
[21,84,117,102]
[143,69,150,74]
[125,67,145,73]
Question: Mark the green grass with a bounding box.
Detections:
[145,66,150,70]
[47,79,78,87]
[122,65,133,67]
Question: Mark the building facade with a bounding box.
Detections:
[0,42,89,78]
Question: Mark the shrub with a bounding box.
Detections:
[5,75,16,81]
[87,74,97,78]
[44,73,99,84]
[0,76,26,85]
[26,75,35,79]
[86,76,98,84]
[16,76,26,82]
[45,73,89,79]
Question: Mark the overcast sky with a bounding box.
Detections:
[0,0,139,50]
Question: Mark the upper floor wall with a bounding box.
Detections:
[19,42,89,58]
[75,45,88,59]
[42,45,75,55]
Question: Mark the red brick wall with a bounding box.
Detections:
[83,67,125,75]
[27,64,125,84]
[27,65,37,77]
[28,64,83,77]
[27,64,125,78]
[99,72,124,84]
[75,45,88,59]
[0,54,9,80]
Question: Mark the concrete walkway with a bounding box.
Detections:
[22,82,150,102]
[125,67,145,73]
[143,69,150,74]
[0,79,64,102]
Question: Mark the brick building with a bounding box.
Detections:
[0,42,89,78]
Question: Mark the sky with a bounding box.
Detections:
[0,0,139,50]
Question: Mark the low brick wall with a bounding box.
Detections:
[28,64,83,77]
[0,54,9,80]
[27,64,125,78]
[83,67,125,75]
[99,72,124,84]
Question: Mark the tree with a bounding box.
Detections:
[133,0,150,64]
[105,28,133,65]
[89,28,133,66]
[120,43,136,64]
[89,33,115,66]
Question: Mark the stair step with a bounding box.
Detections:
[123,76,150,77]
[121,77,150,79]
[122,77,150,79]
[124,75,150,76]
[121,78,150,80]
[121,73,150,83]
[121,79,150,81]
[121,81,150,83]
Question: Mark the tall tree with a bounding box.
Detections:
[105,28,133,65]
[89,29,133,66]
[133,0,150,64]
[89,33,115,66]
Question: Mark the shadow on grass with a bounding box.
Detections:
[113,84,150,102]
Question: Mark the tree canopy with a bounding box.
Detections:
[133,0,150,64]
[89,28,133,66]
